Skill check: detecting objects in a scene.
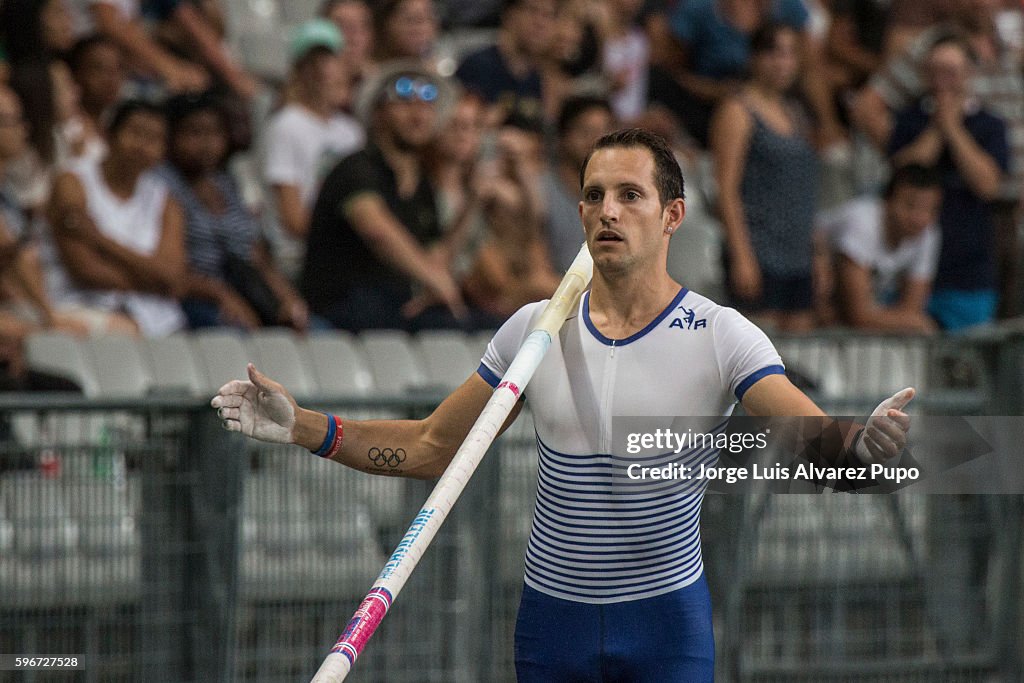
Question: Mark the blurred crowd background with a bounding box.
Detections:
[1,0,1024,392]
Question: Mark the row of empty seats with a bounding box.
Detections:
[24,329,493,400]
[0,463,395,606]
[0,473,140,607]
[24,328,965,406]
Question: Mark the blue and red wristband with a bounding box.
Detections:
[313,413,344,458]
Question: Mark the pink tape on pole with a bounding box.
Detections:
[330,587,393,664]
[496,381,520,399]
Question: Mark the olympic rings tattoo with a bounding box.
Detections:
[368,447,407,468]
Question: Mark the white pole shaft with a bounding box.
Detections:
[311,244,594,682]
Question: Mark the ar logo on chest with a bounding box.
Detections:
[670,305,706,330]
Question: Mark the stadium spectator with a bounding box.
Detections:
[0,84,89,340]
[67,34,125,140]
[543,95,616,273]
[823,0,888,95]
[815,163,943,333]
[372,0,440,65]
[462,118,562,319]
[5,57,103,215]
[300,61,471,331]
[320,0,376,98]
[49,59,106,166]
[455,0,556,127]
[0,0,76,66]
[851,0,1024,318]
[64,0,209,93]
[161,92,312,332]
[262,19,364,282]
[884,0,956,57]
[147,0,261,101]
[710,23,820,332]
[547,0,603,79]
[48,99,187,336]
[0,1,78,210]
[5,62,62,212]
[652,0,843,149]
[424,91,488,279]
[2,63,94,219]
[887,34,1008,331]
[598,0,651,123]
[641,0,685,74]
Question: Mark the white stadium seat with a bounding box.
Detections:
[192,329,252,395]
[25,331,100,397]
[358,330,430,394]
[83,335,152,398]
[143,334,205,396]
[413,330,480,390]
[302,331,375,398]
[246,329,317,398]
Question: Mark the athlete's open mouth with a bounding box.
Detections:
[596,230,623,242]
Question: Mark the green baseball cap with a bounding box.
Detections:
[290,19,345,62]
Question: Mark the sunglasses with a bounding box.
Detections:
[383,76,439,104]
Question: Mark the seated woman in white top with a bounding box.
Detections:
[47,99,187,337]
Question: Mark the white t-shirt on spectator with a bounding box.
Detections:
[817,196,940,304]
[68,0,139,38]
[262,104,365,280]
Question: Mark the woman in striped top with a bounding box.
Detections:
[161,92,312,331]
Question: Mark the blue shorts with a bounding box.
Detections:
[514,575,715,682]
[928,289,997,331]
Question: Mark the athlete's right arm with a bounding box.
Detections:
[212,363,521,480]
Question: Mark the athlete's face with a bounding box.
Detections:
[579,147,684,274]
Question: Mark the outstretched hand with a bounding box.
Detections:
[210,363,297,444]
[856,387,915,464]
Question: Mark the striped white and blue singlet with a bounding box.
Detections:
[478,287,784,605]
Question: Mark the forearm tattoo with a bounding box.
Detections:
[366,447,408,475]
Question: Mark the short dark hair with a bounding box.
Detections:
[749,22,797,57]
[107,99,165,136]
[164,90,228,136]
[929,31,977,64]
[66,34,119,74]
[883,163,943,198]
[579,128,685,205]
[557,95,613,137]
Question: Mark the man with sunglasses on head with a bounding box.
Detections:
[300,61,475,331]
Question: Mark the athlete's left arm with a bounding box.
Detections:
[740,374,826,418]
[741,375,914,464]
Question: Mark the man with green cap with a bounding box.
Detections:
[262,18,365,281]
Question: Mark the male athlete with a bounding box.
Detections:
[212,129,914,681]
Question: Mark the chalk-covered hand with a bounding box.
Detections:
[211,363,296,444]
[856,387,915,464]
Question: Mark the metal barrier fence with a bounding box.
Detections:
[0,331,1022,682]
